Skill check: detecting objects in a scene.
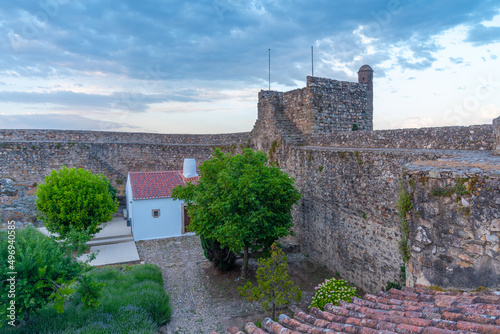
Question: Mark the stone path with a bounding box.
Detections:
[136,235,263,334]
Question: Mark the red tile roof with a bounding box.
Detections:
[128,171,199,200]
[224,286,500,334]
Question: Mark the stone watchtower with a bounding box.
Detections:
[358,64,374,124]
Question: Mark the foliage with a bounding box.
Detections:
[172,148,301,277]
[238,244,302,319]
[396,179,412,263]
[36,166,118,241]
[352,123,359,131]
[0,228,102,327]
[107,182,118,200]
[385,281,402,291]
[310,277,356,311]
[430,183,468,197]
[200,235,236,271]
[385,265,407,291]
[5,264,170,334]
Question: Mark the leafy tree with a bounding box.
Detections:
[0,227,103,327]
[172,148,301,278]
[36,166,118,243]
[238,244,302,319]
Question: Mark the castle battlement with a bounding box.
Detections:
[258,65,374,139]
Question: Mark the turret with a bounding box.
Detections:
[358,65,373,130]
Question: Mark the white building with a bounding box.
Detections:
[126,159,198,241]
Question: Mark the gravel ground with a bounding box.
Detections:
[136,235,262,334]
[136,235,338,334]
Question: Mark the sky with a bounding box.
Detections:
[0,0,499,134]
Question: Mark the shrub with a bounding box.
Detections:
[0,228,101,326]
[200,235,236,271]
[90,265,171,326]
[9,264,171,333]
[310,278,356,310]
[239,244,302,319]
[36,166,118,242]
[396,180,412,263]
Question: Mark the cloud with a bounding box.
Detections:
[0,0,498,85]
[449,57,464,64]
[467,24,500,45]
[0,90,207,112]
[0,113,133,131]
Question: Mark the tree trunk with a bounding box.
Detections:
[241,245,249,279]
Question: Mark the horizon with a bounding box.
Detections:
[0,1,499,134]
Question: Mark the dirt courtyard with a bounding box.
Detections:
[136,235,354,333]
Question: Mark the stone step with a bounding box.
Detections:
[87,234,134,246]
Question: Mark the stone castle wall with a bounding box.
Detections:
[0,129,250,145]
[277,146,444,292]
[1,70,499,292]
[258,76,372,138]
[306,76,372,132]
[251,77,500,291]
[404,164,500,289]
[283,88,314,135]
[0,134,249,226]
[309,124,493,150]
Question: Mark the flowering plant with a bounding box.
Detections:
[310,278,356,310]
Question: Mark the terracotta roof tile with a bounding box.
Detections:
[128,170,199,200]
[216,287,500,334]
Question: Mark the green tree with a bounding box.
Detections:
[238,244,302,319]
[0,228,103,327]
[36,166,118,243]
[172,148,301,278]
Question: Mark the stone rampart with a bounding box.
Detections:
[0,136,247,226]
[0,129,250,145]
[306,76,372,132]
[404,158,500,289]
[256,75,372,142]
[275,145,500,292]
[1,70,499,293]
[309,124,492,150]
[279,146,443,292]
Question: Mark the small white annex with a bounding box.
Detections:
[126,159,198,241]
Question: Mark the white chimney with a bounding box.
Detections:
[183,158,198,178]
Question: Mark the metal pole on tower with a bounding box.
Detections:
[268,48,271,91]
[311,46,314,77]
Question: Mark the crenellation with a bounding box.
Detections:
[0,129,250,145]
[309,124,493,150]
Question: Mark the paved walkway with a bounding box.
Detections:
[37,217,140,266]
[136,236,262,334]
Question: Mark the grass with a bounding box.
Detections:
[7,264,171,334]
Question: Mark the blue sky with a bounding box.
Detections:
[0,0,499,133]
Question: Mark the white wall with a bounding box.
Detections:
[131,197,187,241]
[125,177,134,233]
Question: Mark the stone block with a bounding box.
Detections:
[494,116,500,155]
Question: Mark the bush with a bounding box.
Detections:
[36,166,118,241]
[6,264,171,333]
[310,278,356,310]
[90,264,171,327]
[0,228,101,326]
[200,235,236,271]
[239,244,302,320]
